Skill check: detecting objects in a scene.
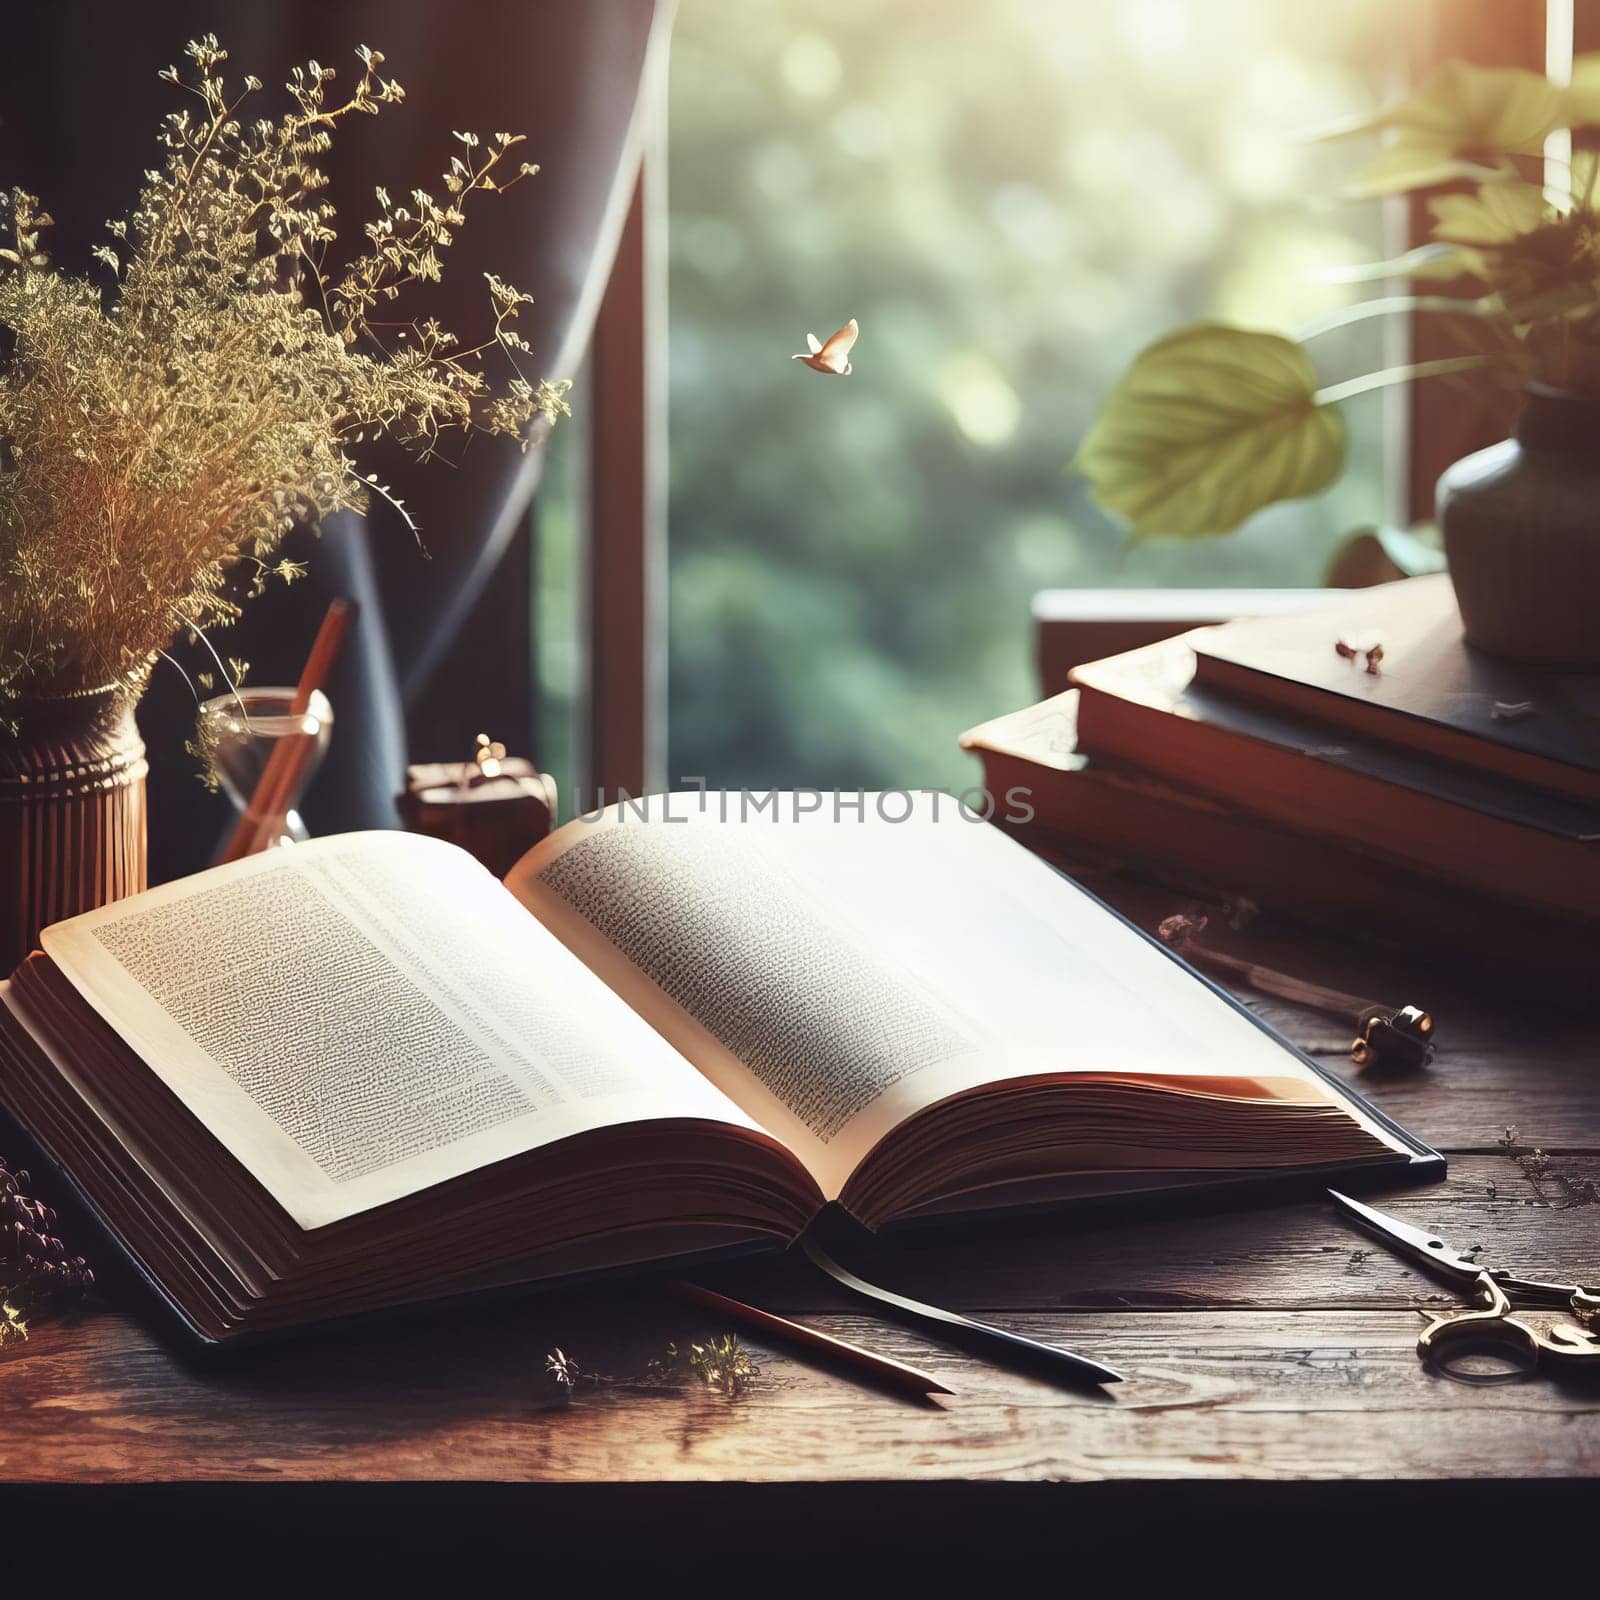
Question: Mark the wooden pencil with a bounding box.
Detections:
[218,599,354,863]
[669,1279,953,1399]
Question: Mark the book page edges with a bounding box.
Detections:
[35,832,774,1229]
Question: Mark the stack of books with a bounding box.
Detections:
[963,575,1600,986]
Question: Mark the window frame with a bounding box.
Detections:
[584,143,668,803]
[574,0,1567,793]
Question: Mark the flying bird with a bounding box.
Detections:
[792,317,859,376]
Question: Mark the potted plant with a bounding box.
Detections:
[0,37,570,967]
[1075,57,1600,671]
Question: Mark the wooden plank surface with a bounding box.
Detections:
[3,1304,1595,1484]
[1098,875,1600,1152]
[3,884,1598,1491]
[713,1156,1600,1313]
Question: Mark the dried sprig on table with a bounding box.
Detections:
[0,1295,28,1350]
[0,35,571,706]
[1,1155,94,1348]
[1500,1127,1599,1210]
[543,1336,760,1400]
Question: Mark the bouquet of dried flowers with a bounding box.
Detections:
[0,36,571,707]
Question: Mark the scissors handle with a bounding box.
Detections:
[1490,1270,1600,1315]
[1419,1271,1600,1377]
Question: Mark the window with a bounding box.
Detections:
[664,0,1405,794]
[533,1,1558,810]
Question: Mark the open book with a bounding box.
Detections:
[0,798,1437,1343]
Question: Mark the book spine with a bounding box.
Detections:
[1190,651,1600,807]
[976,747,1598,992]
[1065,685,1600,924]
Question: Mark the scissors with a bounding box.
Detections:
[1329,1190,1600,1377]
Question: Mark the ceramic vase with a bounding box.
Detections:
[1439,383,1600,670]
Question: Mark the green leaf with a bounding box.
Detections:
[1076,324,1346,541]
[1322,62,1563,197]
[1340,148,1509,202]
[1562,53,1600,128]
[1429,181,1547,245]
[1554,149,1600,211]
[1327,61,1563,151]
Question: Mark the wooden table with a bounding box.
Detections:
[4,879,1597,1566]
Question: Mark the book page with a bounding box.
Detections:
[508,796,1404,1196]
[40,831,762,1229]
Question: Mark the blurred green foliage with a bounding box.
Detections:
[666,0,1398,792]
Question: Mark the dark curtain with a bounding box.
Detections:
[0,0,666,879]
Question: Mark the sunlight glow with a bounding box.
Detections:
[1116,0,1194,59]
[938,354,1023,448]
[782,33,843,97]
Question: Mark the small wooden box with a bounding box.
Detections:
[397,759,557,879]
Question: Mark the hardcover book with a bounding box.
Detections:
[960,693,1596,987]
[0,801,1439,1344]
[1188,575,1600,804]
[1070,636,1600,920]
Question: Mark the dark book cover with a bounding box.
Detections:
[1190,575,1600,804]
